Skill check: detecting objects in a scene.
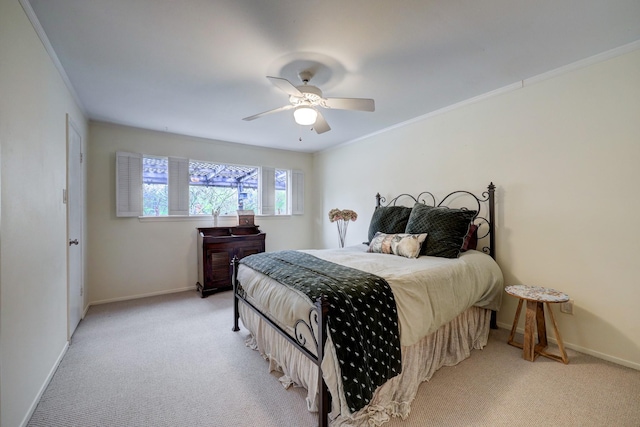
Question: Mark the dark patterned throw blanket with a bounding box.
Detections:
[240,250,402,413]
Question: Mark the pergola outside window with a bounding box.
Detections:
[141,157,287,216]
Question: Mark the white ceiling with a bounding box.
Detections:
[28,0,640,153]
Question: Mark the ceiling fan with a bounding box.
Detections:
[242,71,375,134]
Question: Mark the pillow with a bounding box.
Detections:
[461,223,478,252]
[368,232,427,259]
[367,206,413,243]
[405,203,477,258]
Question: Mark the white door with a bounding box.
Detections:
[67,116,84,339]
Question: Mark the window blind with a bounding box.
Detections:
[260,166,275,215]
[115,151,142,217]
[168,157,189,215]
[291,169,304,215]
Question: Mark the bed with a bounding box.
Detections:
[232,183,503,426]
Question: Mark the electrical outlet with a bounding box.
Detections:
[560,299,574,315]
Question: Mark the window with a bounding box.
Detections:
[140,156,189,216]
[116,151,303,217]
[188,160,258,215]
[142,156,168,216]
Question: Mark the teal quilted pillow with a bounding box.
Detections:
[367,206,412,243]
[405,203,476,258]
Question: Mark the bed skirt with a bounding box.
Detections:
[239,304,491,426]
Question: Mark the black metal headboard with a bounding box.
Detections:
[375,182,496,259]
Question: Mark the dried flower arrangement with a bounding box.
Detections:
[328,209,358,248]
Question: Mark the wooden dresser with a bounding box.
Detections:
[196,226,265,297]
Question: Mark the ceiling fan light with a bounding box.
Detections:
[293,107,317,125]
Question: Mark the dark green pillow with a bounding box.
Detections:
[405,203,477,258]
[367,206,412,243]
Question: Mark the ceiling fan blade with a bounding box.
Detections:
[267,76,303,97]
[313,111,331,134]
[242,104,294,121]
[324,97,375,112]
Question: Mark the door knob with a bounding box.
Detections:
[69,239,79,246]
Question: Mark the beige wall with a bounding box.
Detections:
[0,1,88,426]
[87,122,314,303]
[2,1,638,424]
[313,47,640,368]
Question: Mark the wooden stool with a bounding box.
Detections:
[505,285,569,364]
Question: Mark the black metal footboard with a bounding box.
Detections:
[232,257,331,427]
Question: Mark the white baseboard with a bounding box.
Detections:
[19,341,69,427]
[495,322,640,371]
[88,286,197,307]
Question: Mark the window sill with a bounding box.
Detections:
[138,214,295,223]
[138,215,208,222]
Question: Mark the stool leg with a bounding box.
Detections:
[536,301,547,351]
[544,302,569,364]
[508,299,524,346]
[523,300,537,361]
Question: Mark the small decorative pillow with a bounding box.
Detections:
[461,223,478,252]
[367,206,413,243]
[368,232,428,259]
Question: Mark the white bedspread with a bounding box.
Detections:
[236,245,504,424]
[238,245,503,349]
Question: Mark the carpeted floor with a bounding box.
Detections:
[27,290,640,427]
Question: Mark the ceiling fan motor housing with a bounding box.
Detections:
[291,85,323,106]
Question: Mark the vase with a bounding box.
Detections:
[337,221,348,248]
